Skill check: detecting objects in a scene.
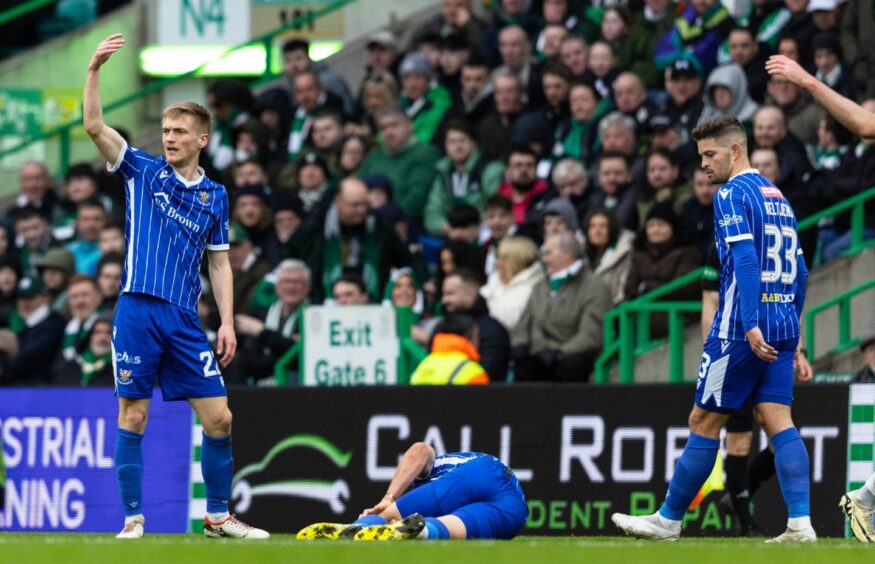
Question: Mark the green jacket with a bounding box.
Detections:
[358,137,442,225]
[619,7,677,89]
[402,85,452,145]
[423,149,505,235]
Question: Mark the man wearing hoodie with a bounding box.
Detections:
[700,64,760,134]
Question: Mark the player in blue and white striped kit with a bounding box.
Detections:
[297,443,528,541]
[84,34,267,540]
[613,116,815,543]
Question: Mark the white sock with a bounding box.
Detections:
[655,513,682,532]
[856,473,875,508]
[787,516,811,530]
[417,527,429,539]
[207,511,230,522]
[125,514,144,525]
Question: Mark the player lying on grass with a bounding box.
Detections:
[297,442,528,540]
[766,53,875,545]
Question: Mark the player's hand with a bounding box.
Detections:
[216,322,237,367]
[89,33,125,71]
[746,327,778,363]
[794,348,813,382]
[765,55,812,88]
[358,497,393,518]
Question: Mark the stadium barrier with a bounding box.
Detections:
[3,384,872,537]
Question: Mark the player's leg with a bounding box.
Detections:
[840,471,875,543]
[115,397,150,539]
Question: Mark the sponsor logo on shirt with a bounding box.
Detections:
[116,351,142,365]
[761,292,795,303]
[760,186,785,199]
[718,214,744,227]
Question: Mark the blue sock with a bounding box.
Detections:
[424,517,450,540]
[353,515,388,526]
[201,433,233,514]
[115,428,144,517]
[659,433,720,521]
[772,427,810,518]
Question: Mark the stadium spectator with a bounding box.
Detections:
[96,252,123,314]
[436,239,487,305]
[482,194,516,275]
[358,106,441,226]
[753,105,814,193]
[478,70,524,162]
[288,177,412,304]
[52,163,110,242]
[307,112,345,176]
[841,0,875,99]
[585,209,635,305]
[332,273,371,305]
[726,27,770,104]
[812,115,853,171]
[613,71,657,148]
[13,205,57,278]
[425,120,503,235]
[481,0,540,68]
[435,34,471,98]
[35,247,75,314]
[649,113,699,181]
[479,236,543,330]
[0,276,65,384]
[234,259,310,383]
[812,32,854,100]
[228,223,272,316]
[537,23,568,61]
[740,0,792,52]
[809,0,840,32]
[252,88,294,168]
[855,336,875,382]
[0,258,18,324]
[61,274,101,362]
[262,196,305,268]
[589,151,640,232]
[554,82,604,167]
[624,202,700,338]
[66,199,106,276]
[619,0,676,89]
[205,79,254,171]
[417,0,484,51]
[364,174,393,211]
[700,64,760,133]
[660,59,704,135]
[533,63,572,142]
[451,55,494,134]
[439,269,510,381]
[383,267,425,322]
[445,204,483,244]
[679,168,717,259]
[337,134,372,177]
[225,119,273,188]
[50,314,114,387]
[411,314,488,385]
[783,0,818,63]
[640,148,689,218]
[559,35,588,79]
[511,232,611,382]
[551,158,593,225]
[399,51,452,146]
[357,71,400,135]
[542,198,582,241]
[282,38,354,116]
[363,30,401,82]
[493,25,545,109]
[288,71,346,161]
[765,74,825,146]
[98,222,125,256]
[583,41,620,100]
[231,184,273,254]
[596,112,644,185]
[600,7,631,55]
[654,0,733,74]
[6,161,56,222]
[290,151,332,214]
[497,145,552,236]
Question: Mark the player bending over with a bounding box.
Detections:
[767,53,875,544]
[84,34,267,539]
[297,442,528,541]
[612,116,814,543]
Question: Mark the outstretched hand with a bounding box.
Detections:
[764,55,812,88]
[89,33,125,71]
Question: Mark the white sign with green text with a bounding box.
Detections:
[302,305,398,386]
[157,0,251,45]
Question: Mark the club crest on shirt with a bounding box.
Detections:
[200,190,209,204]
[118,369,133,384]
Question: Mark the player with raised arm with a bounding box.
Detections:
[612,116,814,543]
[296,442,528,541]
[84,34,268,540]
[767,53,875,544]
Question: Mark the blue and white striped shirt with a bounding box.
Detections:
[708,169,803,342]
[413,451,496,486]
[109,143,229,312]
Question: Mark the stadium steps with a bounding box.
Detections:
[623,246,875,383]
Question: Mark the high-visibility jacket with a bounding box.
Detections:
[410,333,489,385]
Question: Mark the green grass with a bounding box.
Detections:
[0,534,871,564]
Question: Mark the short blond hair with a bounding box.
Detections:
[162,102,212,134]
[497,236,539,279]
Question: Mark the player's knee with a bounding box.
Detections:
[203,408,233,436]
[118,407,148,433]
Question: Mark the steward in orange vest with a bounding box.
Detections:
[411,314,489,385]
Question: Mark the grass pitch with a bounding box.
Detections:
[0,534,871,564]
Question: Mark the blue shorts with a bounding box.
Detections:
[112,293,226,401]
[395,457,528,539]
[695,336,798,414]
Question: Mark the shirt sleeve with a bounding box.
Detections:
[206,189,230,251]
[106,142,156,180]
[713,185,752,243]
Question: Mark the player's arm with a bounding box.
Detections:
[793,251,813,381]
[208,250,236,367]
[701,290,718,343]
[765,55,875,139]
[360,442,436,517]
[730,239,778,362]
[83,34,127,163]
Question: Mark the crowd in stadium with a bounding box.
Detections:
[0,0,873,387]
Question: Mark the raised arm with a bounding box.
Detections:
[765,55,875,139]
[83,34,127,163]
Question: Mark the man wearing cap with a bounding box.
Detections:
[649,112,699,181]
[0,276,65,384]
[282,39,353,116]
[293,150,333,214]
[856,337,875,383]
[360,30,401,94]
[35,247,75,314]
[660,59,704,135]
[358,106,441,227]
[227,223,272,316]
[398,51,452,145]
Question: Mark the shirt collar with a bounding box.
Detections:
[549,259,583,281]
[729,168,759,181]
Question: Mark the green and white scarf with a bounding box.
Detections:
[322,203,382,300]
[549,260,583,295]
[63,313,98,361]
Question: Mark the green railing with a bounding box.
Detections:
[594,185,875,384]
[0,0,358,175]
[273,306,427,386]
[0,0,57,26]
[806,278,875,359]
